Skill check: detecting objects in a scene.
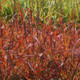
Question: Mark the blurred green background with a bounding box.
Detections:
[0,0,80,23]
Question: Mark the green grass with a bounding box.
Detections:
[0,0,80,23]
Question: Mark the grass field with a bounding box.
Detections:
[1,0,80,23]
[0,0,80,80]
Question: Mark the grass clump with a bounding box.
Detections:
[0,0,80,80]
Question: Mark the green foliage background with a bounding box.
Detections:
[0,0,80,23]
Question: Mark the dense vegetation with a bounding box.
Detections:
[1,0,80,23]
[0,0,80,80]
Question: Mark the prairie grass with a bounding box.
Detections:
[0,0,80,80]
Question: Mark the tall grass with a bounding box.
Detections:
[1,0,80,23]
[0,0,80,80]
